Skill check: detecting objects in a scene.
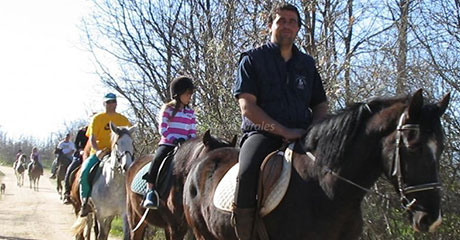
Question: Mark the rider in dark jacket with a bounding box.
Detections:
[231,4,328,240]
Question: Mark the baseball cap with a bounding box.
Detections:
[103,93,117,102]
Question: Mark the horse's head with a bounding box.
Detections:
[19,154,27,164]
[375,89,450,232]
[109,122,136,173]
[173,130,237,175]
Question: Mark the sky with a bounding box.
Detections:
[0,0,122,141]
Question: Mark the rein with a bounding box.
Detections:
[313,110,441,212]
[112,149,134,172]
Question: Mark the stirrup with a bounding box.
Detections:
[142,190,159,209]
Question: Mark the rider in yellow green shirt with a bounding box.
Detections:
[79,93,131,217]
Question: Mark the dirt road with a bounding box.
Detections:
[0,165,120,240]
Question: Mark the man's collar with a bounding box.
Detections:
[266,42,300,57]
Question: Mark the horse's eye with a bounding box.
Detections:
[402,129,420,148]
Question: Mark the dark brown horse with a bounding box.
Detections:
[55,148,72,199]
[183,89,450,240]
[125,130,236,240]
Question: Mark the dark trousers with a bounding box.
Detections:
[234,132,283,208]
[144,145,175,185]
[64,156,82,194]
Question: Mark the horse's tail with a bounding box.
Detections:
[71,216,87,235]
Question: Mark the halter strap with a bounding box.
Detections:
[392,113,441,211]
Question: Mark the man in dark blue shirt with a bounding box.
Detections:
[232,3,328,239]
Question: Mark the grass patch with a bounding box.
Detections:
[110,216,167,239]
[110,216,124,237]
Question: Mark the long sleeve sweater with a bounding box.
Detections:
[159,105,197,146]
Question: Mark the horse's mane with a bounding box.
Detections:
[304,95,410,170]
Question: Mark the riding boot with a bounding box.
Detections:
[231,205,256,240]
[80,198,91,217]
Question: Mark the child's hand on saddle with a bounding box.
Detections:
[173,138,186,146]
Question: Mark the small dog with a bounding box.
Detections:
[0,183,5,195]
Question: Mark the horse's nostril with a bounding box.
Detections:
[413,211,431,232]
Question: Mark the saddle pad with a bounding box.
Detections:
[131,162,151,195]
[213,143,294,217]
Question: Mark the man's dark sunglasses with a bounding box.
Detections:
[106,100,117,104]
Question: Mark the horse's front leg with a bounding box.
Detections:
[98,216,114,240]
[121,212,130,240]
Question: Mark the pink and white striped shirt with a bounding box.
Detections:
[159,105,197,146]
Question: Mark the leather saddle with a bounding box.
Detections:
[213,143,295,216]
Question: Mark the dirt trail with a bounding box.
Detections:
[0,165,120,240]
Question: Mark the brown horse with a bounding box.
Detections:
[183,89,450,240]
[28,159,42,191]
[125,130,236,240]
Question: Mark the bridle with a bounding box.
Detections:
[391,113,441,212]
[319,107,441,212]
[112,142,134,173]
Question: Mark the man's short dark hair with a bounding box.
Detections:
[268,3,302,28]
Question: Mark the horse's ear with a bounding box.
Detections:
[202,129,211,146]
[230,135,238,147]
[437,92,450,117]
[128,124,137,135]
[109,121,120,134]
[407,89,424,119]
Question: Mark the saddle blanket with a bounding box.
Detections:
[131,162,151,195]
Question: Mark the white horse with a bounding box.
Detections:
[14,154,27,187]
[72,122,135,240]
